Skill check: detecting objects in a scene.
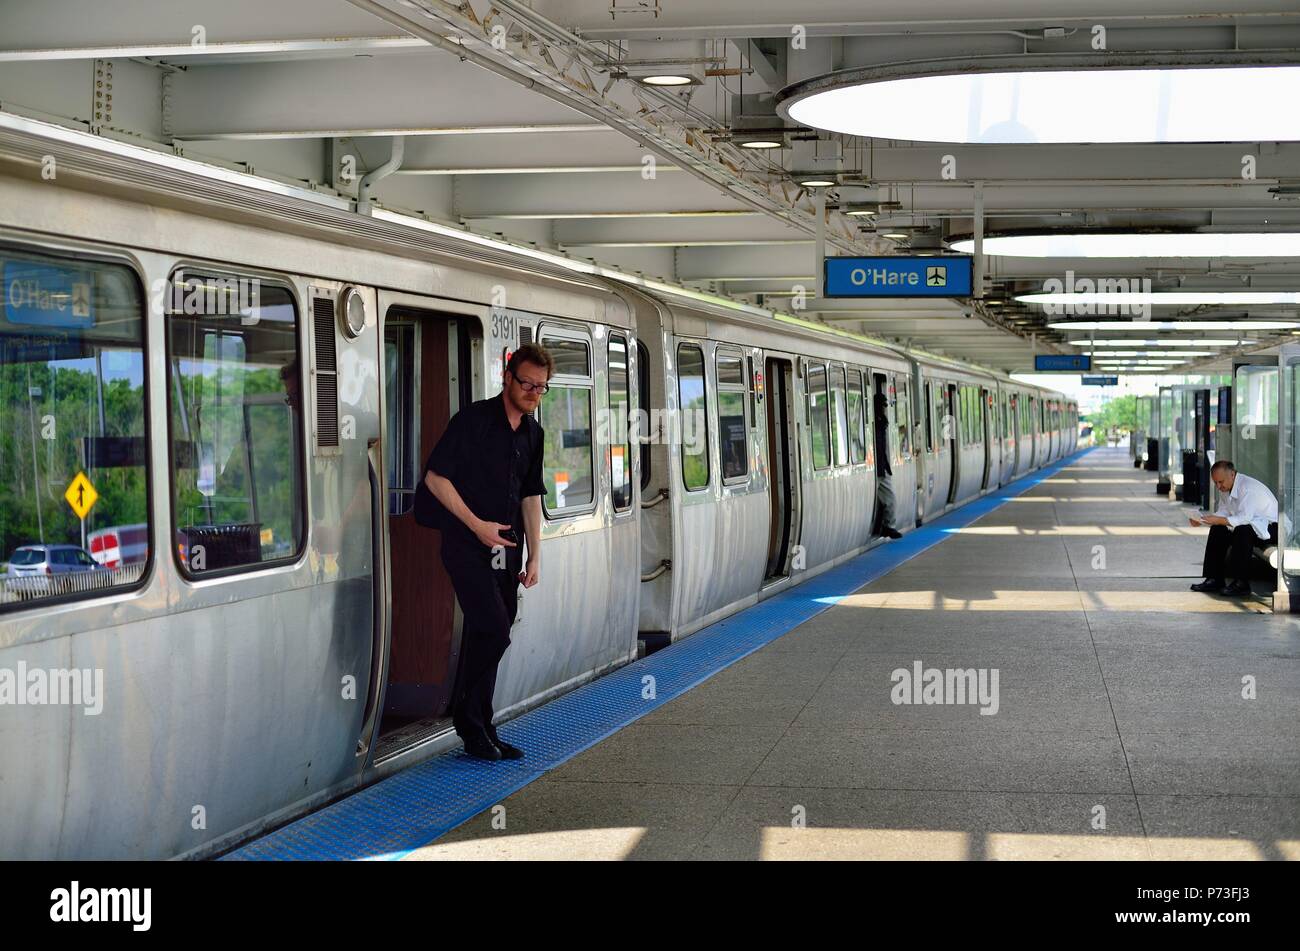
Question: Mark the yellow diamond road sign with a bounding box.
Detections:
[64,471,98,520]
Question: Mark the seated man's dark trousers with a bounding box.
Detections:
[1202,521,1279,581]
[441,539,522,742]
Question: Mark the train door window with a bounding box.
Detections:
[167,271,303,576]
[806,361,831,469]
[609,333,633,511]
[897,377,912,459]
[636,339,651,491]
[677,342,710,491]
[923,383,934,452]
[0,246,150,609]
[538,332,594,513]
[716,348,748,483]
[830,364,849,466]
[384,321,419,515]
[848,369,867,463]
[957,387,965,445]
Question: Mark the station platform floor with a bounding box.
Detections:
[230,446,1300,861]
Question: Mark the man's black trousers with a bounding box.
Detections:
[1202,521,1278,581]
[440,539,521,741]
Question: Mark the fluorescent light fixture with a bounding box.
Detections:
[882,231,910,240]
[1085,350,1213,357]
[951,233,1300,257]
[797,177,838,188]
[1018,292,1300,306]
[1066,339,1241,346]
[641,74,694,86]
[1096,359,1188,365]
[843,207,878,217]
[738,138,783,149]
[1050,320,1300,330]
[782,65,1300,143]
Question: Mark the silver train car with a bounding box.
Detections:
[0,115,1076,859]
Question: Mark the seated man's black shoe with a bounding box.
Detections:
[1190,578,1224,593]
[1223,579,1252,597]
[461,733,502,761]
[884,528,903,540]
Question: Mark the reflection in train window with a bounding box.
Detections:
[539,332,594,514]
[539,386,594,512]
[0,246,150,609]
[678,342,709,491]
[848,369,867,463]
[717,349,747,483]
[546,337,590,376]
[897,377,912,458]
[807,362,830,469]
[608,333,632,511]
[385,321,418,515]
[167,273,303,575]
[830,365,849,466]
[637,339,651,492]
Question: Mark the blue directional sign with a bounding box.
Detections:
[823,256,974,298]
[1082,375,1119,386]
[1035,354,1091,372]
[3,260,95,329]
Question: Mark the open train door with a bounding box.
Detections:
[763,355,799,582]
[361,291,479,765]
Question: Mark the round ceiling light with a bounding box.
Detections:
[951,233,1300,257]
[641,75,693,86]
[738,139,783,149]
[780,64,1300,144]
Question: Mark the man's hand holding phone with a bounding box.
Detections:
[474,519,518,550]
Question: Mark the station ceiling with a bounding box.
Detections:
[2,0,1298,375]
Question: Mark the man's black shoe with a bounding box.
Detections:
[1224,579,1252,597]
[491,737,525,760]
[461,734,502,761]
[1190,578,1224,593]
[884,528,903,540]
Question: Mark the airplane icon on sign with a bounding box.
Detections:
[926,266,947,287]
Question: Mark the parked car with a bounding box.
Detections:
[5,544,104,597]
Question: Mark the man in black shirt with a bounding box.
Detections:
[873,390,903,540]
[424,343,552,760]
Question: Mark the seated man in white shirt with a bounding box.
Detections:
[1189,459,1279,596]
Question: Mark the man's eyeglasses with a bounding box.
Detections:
[512,375,550,394]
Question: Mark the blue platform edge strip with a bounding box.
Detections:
[225,447,1095,861]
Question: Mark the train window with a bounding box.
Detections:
[716,349,748,483]
[923,384,934,452]
[637,339,651,491]
[384,322,418,515]
[546,337,590,376]
[539,333,594,514]
[967,387,977,445]
[609,334,632,511]
[0,246,150,610]
[897,377,912,458]
[830,365,849,466]
[806,362,831,469]
[848,369,866,464]
[167,272,303,576]
[717,352,744,386]
[677,343,710,491]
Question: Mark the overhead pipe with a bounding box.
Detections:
[357,134,405,215]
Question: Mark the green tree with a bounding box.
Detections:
[1091,394,1141,434]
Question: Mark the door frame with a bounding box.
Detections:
[359,291,487,767]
